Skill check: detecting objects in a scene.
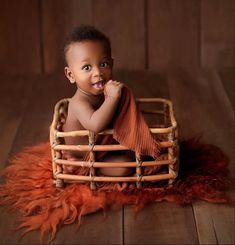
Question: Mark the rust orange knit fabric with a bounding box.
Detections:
[112,86,160,158]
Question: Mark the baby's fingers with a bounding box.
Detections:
[106,80,113,84]
[119,82,124,88]
[113,80,122,85]
[115,81,124,88]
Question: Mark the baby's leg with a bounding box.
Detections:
[63,157,79,174]
[98,151,135,177]
[62,151,82,174]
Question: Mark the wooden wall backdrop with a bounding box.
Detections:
[0,0,234,75]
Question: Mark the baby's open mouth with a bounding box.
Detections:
[92,80,105,89]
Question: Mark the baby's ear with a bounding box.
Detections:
[64,67,75,84]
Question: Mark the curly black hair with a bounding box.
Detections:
[64,25,112,63]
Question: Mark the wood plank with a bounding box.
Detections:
[0,0,41,74]
[167,68,234,172]
[167,68,234,244]
[218,67,235,110]
[124,203,198,244]
[114,69,169,98]
[42,0,92,73]
[201,0,235,67]
[0,75,32,167]
[0,75,37,244]
[0,73,123,244]
[148,0,200,70]
[0,206,40,244]
[120,70,199,245]
[0,77,32,244]
[52,210,122,244]
[93,0,146,70]
[193,202,235,244]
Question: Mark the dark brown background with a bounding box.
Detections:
[0,0,234,244]
[0,0,234,75]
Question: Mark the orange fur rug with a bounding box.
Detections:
[0,137,234,243]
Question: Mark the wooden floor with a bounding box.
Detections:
[0,68,234,244]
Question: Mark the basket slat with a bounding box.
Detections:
[56,173,174,182]
[53,141,175,152]
[54,158,172,168]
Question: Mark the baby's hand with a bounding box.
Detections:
[104,80,123,99]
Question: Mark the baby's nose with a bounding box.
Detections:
[93,66,103,77]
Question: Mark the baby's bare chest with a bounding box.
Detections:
[62,103,87,145]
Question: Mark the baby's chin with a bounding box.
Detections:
[91,87,105,96]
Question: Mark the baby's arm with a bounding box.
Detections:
[71,80,123,133]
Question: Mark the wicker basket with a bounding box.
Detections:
[50,98,179,189]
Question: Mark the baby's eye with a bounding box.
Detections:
[100,62,109,68]
[82,65,91,71]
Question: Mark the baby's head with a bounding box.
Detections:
[64,26,113,96]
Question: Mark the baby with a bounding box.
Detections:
[63,26,134,176]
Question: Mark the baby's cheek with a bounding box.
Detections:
[106,70,112,79]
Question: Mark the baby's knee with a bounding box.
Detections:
[98,153,134,177]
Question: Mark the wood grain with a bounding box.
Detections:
[42,0,93,73]
[52,210,123,244]
[193,202,235,244]
[114,69,168,96]
[218,67,235,109]
[167,68,234,244]
[0,0,234,75]
[0,75,36,244]
[93,0,146,70]
[0,0,41,75]
[148,0,200,70]
[0,75,32,167]
[201,0,235,67]
[124,203,198,244]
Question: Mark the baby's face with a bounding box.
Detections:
[65,41,113,96]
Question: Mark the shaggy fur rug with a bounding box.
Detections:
[0,136,234,243]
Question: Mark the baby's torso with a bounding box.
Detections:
[62,95,105,158]
[62,102,87,159]
[63,101,88,146]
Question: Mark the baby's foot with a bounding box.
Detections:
[63,165,77,174]
[63,156,80,174]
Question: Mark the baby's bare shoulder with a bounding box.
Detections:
[69,94,93,115]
